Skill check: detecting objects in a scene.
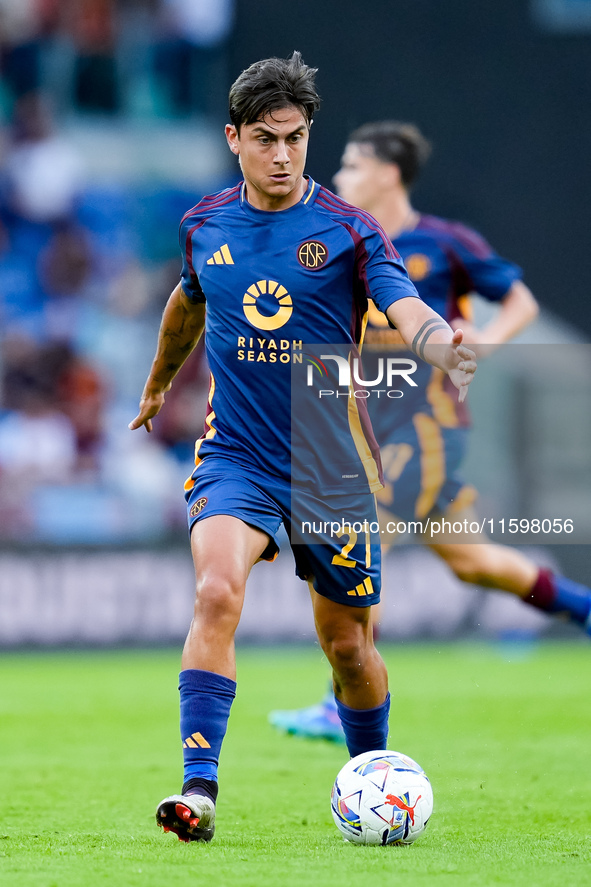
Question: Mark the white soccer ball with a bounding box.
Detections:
[331,749,433,845]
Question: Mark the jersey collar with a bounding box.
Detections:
[239,176,317,216]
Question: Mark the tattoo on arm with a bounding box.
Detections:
[412,319,450,362]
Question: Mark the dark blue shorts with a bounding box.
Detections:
[376,417,477,523]
[185,456,381,607]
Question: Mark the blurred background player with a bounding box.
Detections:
[269,120,591,743]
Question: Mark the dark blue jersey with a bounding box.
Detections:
[366,213,522,435]
[395,214,521,319]
[180,178,418,493]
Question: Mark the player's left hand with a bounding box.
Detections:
[128,389,167,433]
[443,329,477,403]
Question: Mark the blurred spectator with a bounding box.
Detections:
[154,344,207,462]
[0,338,77,481]
[56,346,106,473]
[2,337,105,473]
[3,92,84,224]
[0,68,220,541]
[40,222,93,296]
[0,0,60,104]
[116,0,160,116]
[66,0,120,113]
[0,336,75,538]
[37,221,101,344]
[153,0,235,117]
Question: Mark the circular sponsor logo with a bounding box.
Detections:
[190,496,208,518]
[242,280,293,331]
[297,240,328,270]
[405,253,432,281]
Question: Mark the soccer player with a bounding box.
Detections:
[269,120,591,743]
[129,59,476,842]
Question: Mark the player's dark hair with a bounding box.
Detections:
[348,121,432,188]
[229,51,321,131]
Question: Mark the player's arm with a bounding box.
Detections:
[451,280,539,347]
[386,297,476,403]
[129,283,205,432]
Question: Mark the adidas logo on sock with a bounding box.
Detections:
[183,732,211,749]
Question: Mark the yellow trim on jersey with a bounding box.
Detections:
[303,178,316,204]
[345,342,382,492]
[184,374,217,490]
[413,412,445,519]
[456,294,473,320]
[347,391,382,494]
[444,484,478,515]
[358,308,369,352]
[367,299,390,329]
[376,442,415,507]
[426,368,459,428]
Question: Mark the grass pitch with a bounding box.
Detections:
[1,643,590,887]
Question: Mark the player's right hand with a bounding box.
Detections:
[443,329,477,403]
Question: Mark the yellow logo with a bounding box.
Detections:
[298,240,328,269]
[190,497,208,517]
[243,280,293,331]
[346,577,375,597]
[183,731,211,749]
[405,253,432,281]
[207,244,234,265]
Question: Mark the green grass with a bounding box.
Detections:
[1,643,590,886]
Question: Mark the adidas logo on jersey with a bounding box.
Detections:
[207,244,234,265]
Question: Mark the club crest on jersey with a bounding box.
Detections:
[190,497,208,517]
[243,280,293,331]
[297,240,328,270]
[404,253,431,281]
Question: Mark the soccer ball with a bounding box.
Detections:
[331,749,433,845]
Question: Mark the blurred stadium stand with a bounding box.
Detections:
[0,0,236,557]
[0,0,589,645]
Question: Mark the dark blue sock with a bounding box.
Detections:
[527,569,591,624]
[179,668,236,785]
[335,693,390,758]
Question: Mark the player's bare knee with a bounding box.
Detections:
[451,561,480,584]
[445,546,499,585]
[194,573,244,625]
[324,633,373,682]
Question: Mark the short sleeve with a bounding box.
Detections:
[355,222,420,314]
[446,222,522,302]
[179,215,206,304]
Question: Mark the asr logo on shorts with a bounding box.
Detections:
[243,280,293,331]
[190,497,208,517]
[297,240,328,270]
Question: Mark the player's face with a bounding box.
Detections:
[225,107,310,212]
[333,142,392,212]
